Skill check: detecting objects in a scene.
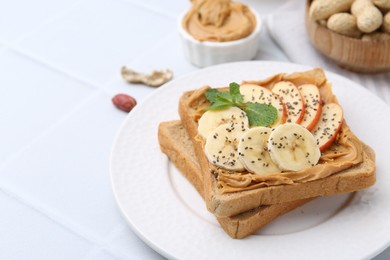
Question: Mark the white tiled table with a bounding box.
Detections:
[1,0,389,259]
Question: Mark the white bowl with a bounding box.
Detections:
[178,8,261,67]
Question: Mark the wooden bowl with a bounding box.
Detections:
[305,0,390,73]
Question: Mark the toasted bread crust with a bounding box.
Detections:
[217,198,311,239]
[158,121,204,197]
[178,69,376,217]
[158,120,311,238]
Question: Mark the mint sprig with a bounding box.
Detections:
[229,82,243,103]
[244,103,278,127]
[205,83,278,127]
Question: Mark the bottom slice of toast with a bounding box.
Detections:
[158,120,312,239]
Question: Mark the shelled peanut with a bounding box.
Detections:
[309,0,354,20]
[327,13,362,37]
[384,12,390,33]
[351,0,383,33]
[361,31,390,41]
[372,0,390,10]
[309,0,390,41]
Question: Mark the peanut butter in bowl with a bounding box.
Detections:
[178,0,261,67]
[182,0,257,42]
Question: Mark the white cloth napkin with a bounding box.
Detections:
[266,3,390,259]
[265,0,390,106]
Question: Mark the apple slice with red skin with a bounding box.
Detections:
[311,103,344,152]
[271,81,305,124]
[270,94,288,126]
[240,84,287,127]
[298,84,323,131]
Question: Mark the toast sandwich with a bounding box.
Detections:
[158,120,312,238]
[178,68,376,217]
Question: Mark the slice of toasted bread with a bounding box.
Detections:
[158,120,312,238]
[178,69,376,217]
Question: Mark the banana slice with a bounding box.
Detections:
[268,123,321,171]
[240,84,286,127]
[198,107,248,139]
[205,122,248,171]
[238,127,280,175]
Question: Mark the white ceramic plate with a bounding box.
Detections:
[110,61,390,260]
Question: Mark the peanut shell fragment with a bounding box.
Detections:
[121,67,173,87]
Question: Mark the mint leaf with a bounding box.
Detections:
[206,101,232,111]
[205,88,220,103]
[205,88,233,104]
[205,88,233,111]
[243,103,278,127]
[204,84,278,127]
[229,82,243,103]
[214,91,233,103]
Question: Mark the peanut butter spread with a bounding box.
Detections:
[188,69,366,194]
[182,0,256,42]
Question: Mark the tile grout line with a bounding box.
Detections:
[0,0,176,92]
[102,223,136,254]
[8,29,178,93]
[0,0,179,94]
[0,87,137,259]
[125,30,178,66]
[82,223,134,260]
[0,0,178,94]
[119,0,177,20]
[1,0,181,258]
[0,83,139,258]
[9,47,104,90]
[0,89,101,172]
[0,44,12,56]
[103,30,178,87]
[82,248,122,260]
[0,1,178,257]
[0,181,130,260]
[10,0,89,46]
[0,39,11,47]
